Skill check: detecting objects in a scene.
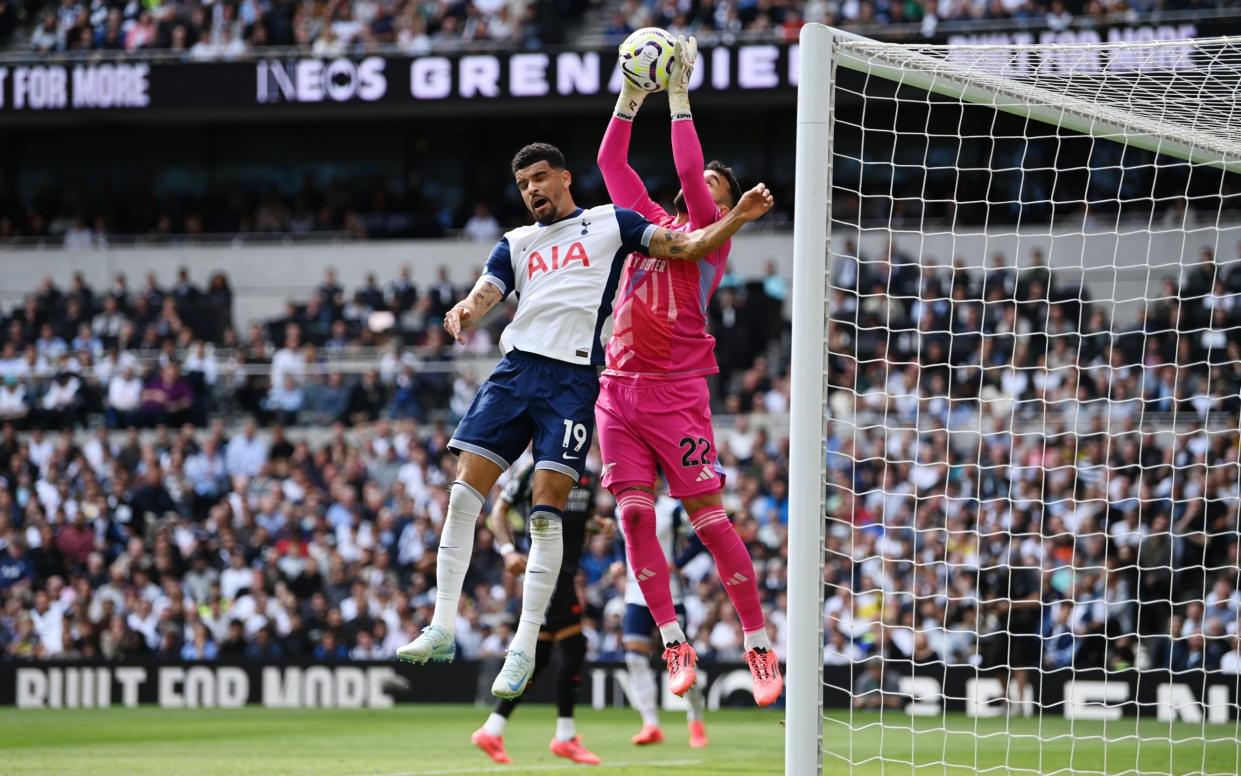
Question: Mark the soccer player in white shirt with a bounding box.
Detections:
[396,142,774,700]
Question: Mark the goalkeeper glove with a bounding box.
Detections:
[668,35,698,121]
[614,41,648,121]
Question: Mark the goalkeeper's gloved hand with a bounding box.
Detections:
[668,35,698,120]
[614,41,648,121]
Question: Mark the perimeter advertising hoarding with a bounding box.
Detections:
[3,660,1238,720]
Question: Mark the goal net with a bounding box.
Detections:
[785,25,1241,776]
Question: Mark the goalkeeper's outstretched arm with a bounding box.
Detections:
[598,40,665,221]
[671,119,718,228]
[598,116,664,220]
[647,182,773,261]
[666,36,719,229]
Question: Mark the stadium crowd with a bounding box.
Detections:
[6,0,1233,54]
[1,240,1239,692]
[600,0,1232,44]
[0,260,785,429]
[825,239,1241,703]
[16,0,586,56]
[0,263,791,666]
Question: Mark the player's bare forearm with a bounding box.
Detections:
[488,498,516,548]
[461,278,503,318]
[489,498,526,574]
[647,182,774,260]
[443,279,503,343]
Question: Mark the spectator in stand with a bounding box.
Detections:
[29,12,61,52]
[55,509,95,568]
[0,541,34,590]
[35,324,68,361]
[388,265,418,312]
[462,204,502,242]
[426,266,456,316]
[139,363,195,427]
[105,364,144,428]
[226,419,269,477]
[1221,636,1241,674]
[125,10,157,51]
[347,370,387,423]
[0,376,29,427]
[41,371,82,429]
[181,623,219,660]
[92,295,128,344]
[264,375,305,426]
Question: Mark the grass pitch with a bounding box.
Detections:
[1,704,1237,775]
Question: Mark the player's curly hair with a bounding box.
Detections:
[511,143,566,175]
[707,161,743,208]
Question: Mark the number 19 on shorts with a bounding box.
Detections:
[562,420,587,456]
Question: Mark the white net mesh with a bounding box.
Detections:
[820,33,1241,776]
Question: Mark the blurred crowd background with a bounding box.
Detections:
[2,0,1236,57]
[2,237,1239,679]
[0,262,793,667]
[2,0,1240,718]
[825,239,1241,707]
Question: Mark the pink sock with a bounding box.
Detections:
[616,491,679,627]
[690,505,766,634]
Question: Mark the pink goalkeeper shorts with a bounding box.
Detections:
[595,374,726,499]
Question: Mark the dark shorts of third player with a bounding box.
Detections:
[542,573,584,636]
[622,602,688,645]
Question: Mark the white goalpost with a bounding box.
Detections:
[788,24,1241,775]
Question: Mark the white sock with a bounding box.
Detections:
[743,628,772,652]
[555,717,576,742]
[686,683,706,723]
[483,712,507,737]
[625,650,660,726]
[430,480,484,633]
[510,507,563,656]
[658,622,687,646]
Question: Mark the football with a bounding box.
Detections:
[618,27,678,93]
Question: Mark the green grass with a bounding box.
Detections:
[0,705,1237,775]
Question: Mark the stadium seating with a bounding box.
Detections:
[825,242,1241,675]
[0,266,791,664]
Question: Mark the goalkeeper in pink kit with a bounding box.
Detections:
[595,36,784,707]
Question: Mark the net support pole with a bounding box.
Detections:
[785,21,831,776]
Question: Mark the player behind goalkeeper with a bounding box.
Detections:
[396,140,775,701]
[617,482,709,747]
[470,460,602,766]
[594,35,784,706]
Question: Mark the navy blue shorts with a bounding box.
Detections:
[449,349,599,479]
[623,602,688,644]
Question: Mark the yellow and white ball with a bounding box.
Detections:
[618,27,678,93]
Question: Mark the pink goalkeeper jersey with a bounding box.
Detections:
[597,116,730,379]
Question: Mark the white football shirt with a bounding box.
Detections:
[481,204,657,366]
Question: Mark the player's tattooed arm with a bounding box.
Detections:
[646,182,775,261]
[443,278,503,344]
